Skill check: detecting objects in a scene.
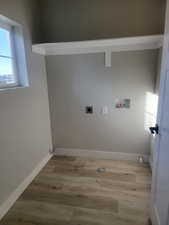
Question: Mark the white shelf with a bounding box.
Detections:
[32,35,163,67]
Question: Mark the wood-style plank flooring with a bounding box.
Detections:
[0,156,152,225]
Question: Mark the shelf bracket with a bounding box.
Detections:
[105,50,111,67]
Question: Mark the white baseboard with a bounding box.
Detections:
[0,153,52,221]
[54,148,149,162]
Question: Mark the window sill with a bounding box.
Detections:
[0,85,28,91]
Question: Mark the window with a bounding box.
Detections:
[0,16,28,89]
[0,24,18,88]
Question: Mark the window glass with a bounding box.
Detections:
[0,57,15,85]
[0,27,16,87]
[0,27,12,57]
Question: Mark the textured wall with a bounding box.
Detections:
[0,0,52,206]
[36,0,166,43]
[46,50,159,155]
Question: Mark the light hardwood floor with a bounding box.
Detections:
[0,156,152,225]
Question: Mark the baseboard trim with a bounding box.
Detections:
[0,153,52,221]
[54,148,149,162]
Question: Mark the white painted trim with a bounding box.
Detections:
[105,50,112,67]
[32,35,163,67]
[149,156,153,171]
[32,45,46,56]
[151,205,160,225]
[0,153,52,221]
[54,148,149,162]
[32,35,163,56]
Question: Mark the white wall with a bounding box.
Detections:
[0,0,52,206]
[46,50,159,155]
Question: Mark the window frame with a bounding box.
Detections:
[0,21,19,89]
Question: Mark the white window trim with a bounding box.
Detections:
[10,26,20,87]
[0,20,11,30]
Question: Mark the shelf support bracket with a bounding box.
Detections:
[105,50,111,67]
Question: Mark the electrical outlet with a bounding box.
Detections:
[86,106,93,114]
[101,106,108,114]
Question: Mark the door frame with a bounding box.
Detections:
[151,1,169,224]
